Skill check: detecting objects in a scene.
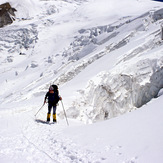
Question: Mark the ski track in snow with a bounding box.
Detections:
[0,109,139,163]
[22,119,106,163]
[0,115,104,163]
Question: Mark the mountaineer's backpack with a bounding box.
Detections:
[46,85,60,105]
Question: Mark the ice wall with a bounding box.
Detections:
[67,53,163,123]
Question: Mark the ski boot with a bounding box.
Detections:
[47,113,51,122]
[53,114,57,123]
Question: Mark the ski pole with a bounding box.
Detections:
[61,100,69,126]
[35,103,45,117]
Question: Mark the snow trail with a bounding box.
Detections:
[0,108,108,163]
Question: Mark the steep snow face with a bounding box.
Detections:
[76,0,160,25]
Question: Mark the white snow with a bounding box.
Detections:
[0,0,163,162]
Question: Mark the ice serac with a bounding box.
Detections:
[71,55,163,123]
[65,8,163,123]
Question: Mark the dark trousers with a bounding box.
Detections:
[48,103,57,115]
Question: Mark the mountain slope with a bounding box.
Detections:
[0,0,163,162]
[0,0,163,120]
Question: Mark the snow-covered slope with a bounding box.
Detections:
[0,91,163,163]
[0,0,163,119]
[65,94,163,163]
[0,0,163,162]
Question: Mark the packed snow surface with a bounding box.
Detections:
[0,0,163,162]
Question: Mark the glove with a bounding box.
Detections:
[44,99,47,104]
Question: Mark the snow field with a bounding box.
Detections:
[0,108,109,163]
